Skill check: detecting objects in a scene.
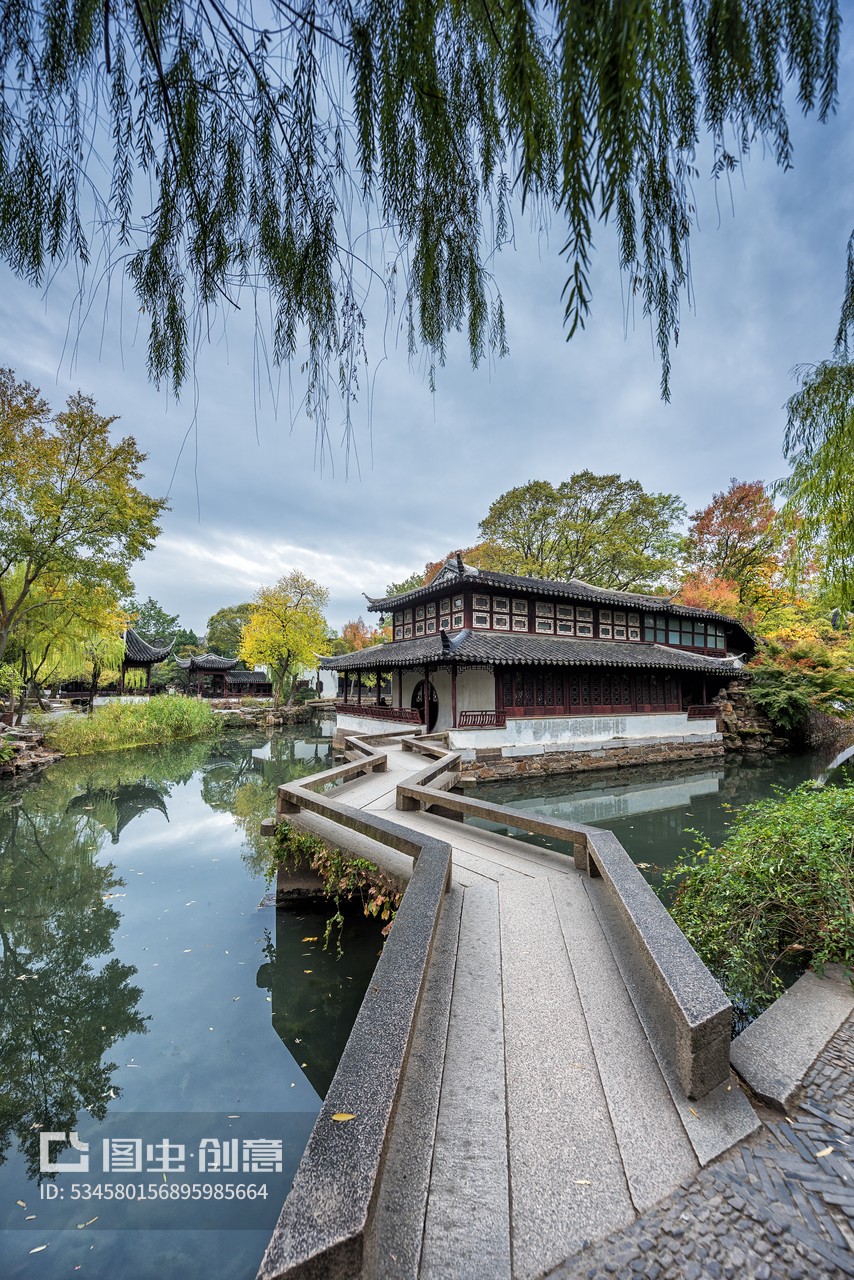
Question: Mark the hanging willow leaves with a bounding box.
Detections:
[0,0,841,419]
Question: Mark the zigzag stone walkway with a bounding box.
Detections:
[315,742,760,1280]
[547,1012,854,1280]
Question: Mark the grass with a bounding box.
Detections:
[39,696,221,757]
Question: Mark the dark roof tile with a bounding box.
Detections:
[322,630,740,674]
[124,627,173,664]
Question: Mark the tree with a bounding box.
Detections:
[206,604,254,658]
[479,474,685,589]
[779,360,854,608]
[0,370,166,663]
[129,598,180,646]
[339,617,389,651]
[239,573,329,707]
[0,3,840,415]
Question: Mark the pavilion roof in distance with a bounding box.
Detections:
[123,627,174,665]
[174,653,240,672]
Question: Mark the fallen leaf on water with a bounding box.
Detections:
[302,936,318,943]
[303,969,313,974]
[25,1215,35,1220]
[816,1146,834,1158]
[183,949,192,953]
[331,1113,356,1123]
[28,1245,48,1254]
[16,1200,26,1208]
[636,862,652,870]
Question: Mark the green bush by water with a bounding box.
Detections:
[665,782,854,1019]
[39,696,221,756]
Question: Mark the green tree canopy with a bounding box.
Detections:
[128,597,180,646]
[206,604,254,658]
[0,370,166,663]
[479,473,685,590]
[239,572,329,707]
[0,2,841,414]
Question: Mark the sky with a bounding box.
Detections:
[2,37,854,638]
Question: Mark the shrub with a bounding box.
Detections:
[271,821,403,953]
[39,695,221,756]
[665,783,854,1019]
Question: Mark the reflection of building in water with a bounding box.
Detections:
[67,781,170,843]
[505,771,724,826]
[255,906,383,1099]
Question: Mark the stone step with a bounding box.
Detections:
[583,875,760,1166]
[420,883,512,1278]
[731,964,854,1110]
[499,878,634,1279]
[550,877,699,1213]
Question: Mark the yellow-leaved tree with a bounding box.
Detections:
[239,573,329,708]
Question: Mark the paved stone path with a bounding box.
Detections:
[314,743,761,1280]
[547,1007,854,1279]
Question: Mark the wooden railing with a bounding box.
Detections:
[456,709,506,728]
[335,702,422,723]
[686,704,720,720]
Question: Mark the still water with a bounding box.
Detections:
[469,744,854,895]
[0,726,384,1279]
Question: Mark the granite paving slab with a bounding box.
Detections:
[420,883,512,1279]
[550,877,699,1213]
[500,877,635,1278]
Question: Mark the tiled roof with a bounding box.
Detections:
[174,653,240,672]
[123,627,173,664]
[225,669,271,684]
[322,630,741,674]
[363,557,751,638]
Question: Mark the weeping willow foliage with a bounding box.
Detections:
[780,358,854,607]
[0,0,841,417]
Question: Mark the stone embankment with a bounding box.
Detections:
[712,679,787,753]
[458,736,724,783]
[0,725,62,776]
[208,702,314,730]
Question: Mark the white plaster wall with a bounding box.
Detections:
[337,713,421,735]
[431,668,453,730]
[456,669,496,714]
[448,712,718,750]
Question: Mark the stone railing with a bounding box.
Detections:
[456,709,507,728]
[257,730,451,1280]
[335,702,422,723]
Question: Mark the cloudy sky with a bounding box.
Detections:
[3,38,853,637]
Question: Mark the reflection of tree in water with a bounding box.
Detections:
[255,906,384,1098]
[0,775,147,1179]
[66,781,170,843]
[192,731,334,873]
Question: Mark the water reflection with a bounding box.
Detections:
[0,723,389,1279]
[0,773,147,1179]
[256,905,384,1098]
[471,746,854,894]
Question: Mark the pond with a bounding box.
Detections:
[0,725,385,1279]
[468,743,854,897]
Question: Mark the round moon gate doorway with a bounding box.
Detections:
[411,680,439,732]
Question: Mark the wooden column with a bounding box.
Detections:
[397,669,402,709]
[357,673,362,706]
[451,661,458,728]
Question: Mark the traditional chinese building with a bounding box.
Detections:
[323,554,753,766]
[174,654,274,698]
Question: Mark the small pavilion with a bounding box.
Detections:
[175,653,239,697]
[119,628,174,695]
